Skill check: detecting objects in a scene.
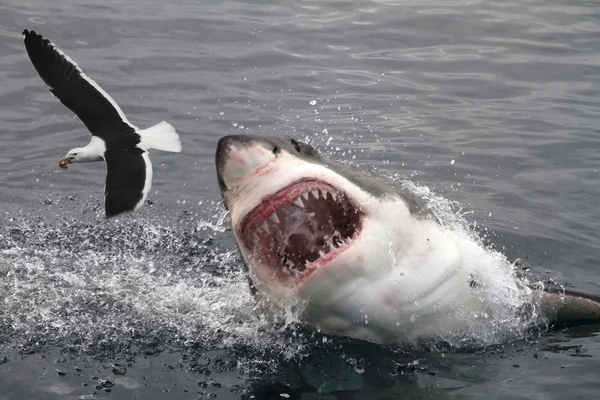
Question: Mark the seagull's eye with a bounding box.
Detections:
[72,153,78,156]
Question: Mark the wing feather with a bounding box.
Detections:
[23,29,138,145]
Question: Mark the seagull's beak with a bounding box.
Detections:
[58,157,73,170]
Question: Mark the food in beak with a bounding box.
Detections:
[58,157,72,170]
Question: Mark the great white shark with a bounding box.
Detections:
[216,134,600,346]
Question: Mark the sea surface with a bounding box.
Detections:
[1,0,600,399]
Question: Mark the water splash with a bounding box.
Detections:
[0,161,548,363]
[387,174,543,346]
[0,208,300,365]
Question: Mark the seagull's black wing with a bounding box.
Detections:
[103,147,152,218]
[23,29,139,146]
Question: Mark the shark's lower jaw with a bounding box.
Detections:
[239,178,363,286]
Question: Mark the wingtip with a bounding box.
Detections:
[23,29,50,48]
[22,29,38,40]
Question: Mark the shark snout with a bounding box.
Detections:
[215,135,276,193]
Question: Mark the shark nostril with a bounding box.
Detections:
[216,135,249,161]
[217,136,231,154]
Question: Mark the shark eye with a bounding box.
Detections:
[272,145,280,154]
[290,139,318,157]
[290,139,302,153]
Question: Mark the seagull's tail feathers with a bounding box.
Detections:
[138,121,182,153]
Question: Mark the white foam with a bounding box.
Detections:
[0,166,541,354]
[389,175,538,345]
[0,212,291,358]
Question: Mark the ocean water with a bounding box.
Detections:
[1,0,600,398]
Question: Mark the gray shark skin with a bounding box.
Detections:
[216,134,600,346]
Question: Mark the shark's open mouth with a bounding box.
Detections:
[239,178,363,284]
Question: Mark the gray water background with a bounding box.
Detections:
[1,0,600,399]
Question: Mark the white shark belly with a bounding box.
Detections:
[299,216,490,344]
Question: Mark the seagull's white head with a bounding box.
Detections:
[58,140,105,170]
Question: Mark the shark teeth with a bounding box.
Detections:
[292,197,304,208]
[282,264,302,277]
[300,233,355,269]
[247,183,361,278]
[287,188,343,211]
[269,212,280,224]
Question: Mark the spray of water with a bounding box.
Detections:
[0,156,546,365]
[393,178,542,347]
[0,207,306,367]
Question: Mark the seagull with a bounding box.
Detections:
[23,29,182,218]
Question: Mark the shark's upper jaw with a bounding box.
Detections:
[216,135,375,289]
[238,178,363,286]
